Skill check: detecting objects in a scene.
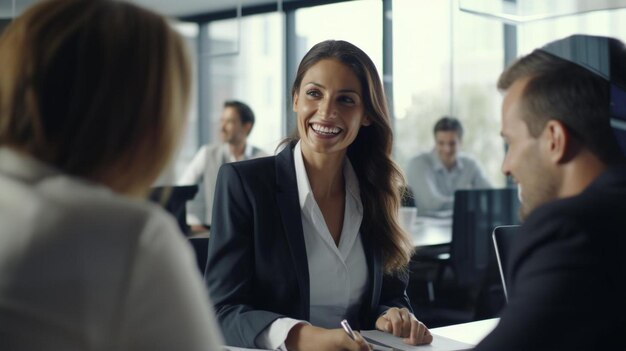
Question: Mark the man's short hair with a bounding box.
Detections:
[498,36,626,166]
[433,116,463,140]
[224,100,255,127]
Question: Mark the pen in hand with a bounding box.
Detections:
[342,319,395,351]
[341,319,356,340]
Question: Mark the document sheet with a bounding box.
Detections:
[361,330,474,351]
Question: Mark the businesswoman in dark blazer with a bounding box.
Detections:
[206,40,432,350]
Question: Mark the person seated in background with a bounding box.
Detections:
[405,116,491,215]
[0,0,222,349]
[178,100,267,232]
[206,40,433,350]
[475,35,626,350]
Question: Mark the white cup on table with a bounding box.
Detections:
[398,206,417,232]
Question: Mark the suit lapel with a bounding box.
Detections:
[275,143,310,320]
[361,226,382,320]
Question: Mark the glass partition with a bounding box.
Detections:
[202,12,284,155]
[393,0,505,186]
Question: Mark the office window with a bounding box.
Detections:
[291,0,383,135]
[393,0,505,186]
[294,0,382,68]
[451,5,504,186]
[517,7,626,55]
[162,21,199,184]
[0,19,10,34]
[203,12,284,155]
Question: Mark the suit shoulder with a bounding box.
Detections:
[523,197,581,232]
[220,155,276,178]
[522,187,626,246]
[527,187,616,222]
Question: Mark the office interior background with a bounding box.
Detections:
[2,0,626,185]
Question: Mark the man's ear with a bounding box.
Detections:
[543,120,571,164]
[292,93,299,112]
[243,122,253,136]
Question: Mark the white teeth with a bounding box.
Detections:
[311,123,341,135]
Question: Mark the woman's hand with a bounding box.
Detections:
[285,324,372,351]
[375,307,433,345]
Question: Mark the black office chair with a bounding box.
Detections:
[412,188,520,287]
[188,236,209,276]
[449,188,520,289]
[148,185,198,235]
[408,188,520,326]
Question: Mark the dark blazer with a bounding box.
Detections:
[475,166,626,350]
[205,143,412,348]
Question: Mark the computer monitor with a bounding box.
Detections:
[148,185,198,235]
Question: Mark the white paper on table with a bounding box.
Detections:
[361,330,474,351]
[430,318,498,345]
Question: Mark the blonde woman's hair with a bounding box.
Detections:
[0,0,191,196]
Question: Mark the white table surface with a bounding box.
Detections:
[222,318,499,351]
[430,318,500,346]
[409,216,453,247]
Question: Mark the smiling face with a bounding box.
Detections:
[501,78,558,219]
[434,131,461,169]
[219,106,250,145]
[292,59,370,159]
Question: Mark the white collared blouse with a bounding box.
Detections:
[256,141,368,350]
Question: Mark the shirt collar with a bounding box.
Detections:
[430,149,464,171]
[0,147,59,183]
[586,163,626,192]
[244,143,254,158]
[294,141,312,209]
[222,142,254,162]
[293,141,362,213]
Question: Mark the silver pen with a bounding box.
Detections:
[341,319,356,340]
[341,319,397,351]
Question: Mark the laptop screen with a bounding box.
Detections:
[492,225,521,301]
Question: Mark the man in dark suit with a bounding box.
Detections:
[475,35,626,350]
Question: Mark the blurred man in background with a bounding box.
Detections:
[179,100,267,231]
[405,116,491,215]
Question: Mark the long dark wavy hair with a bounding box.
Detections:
[287,40,413,273]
